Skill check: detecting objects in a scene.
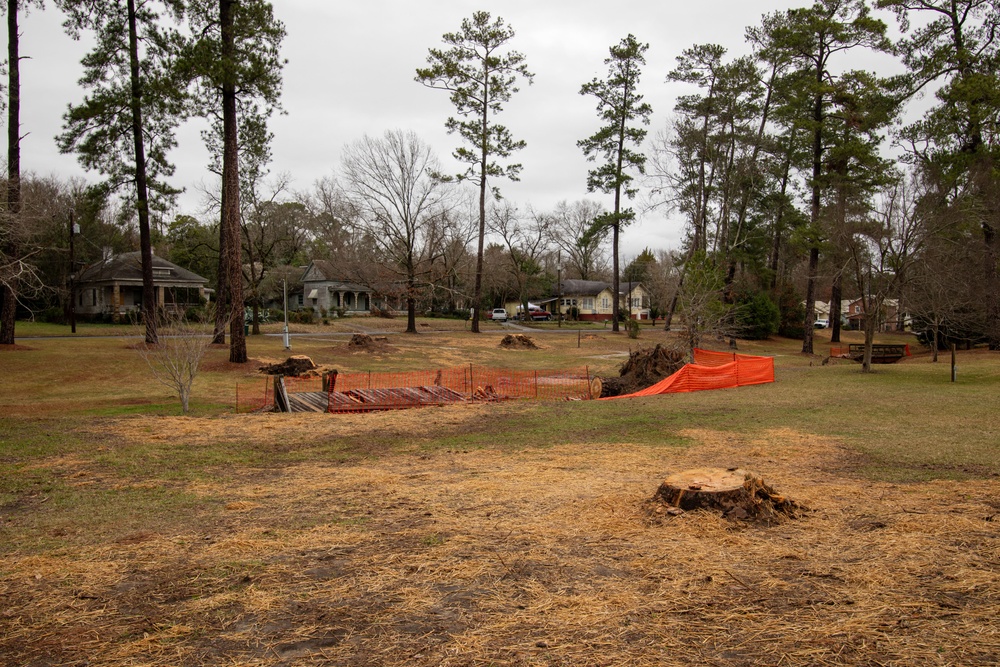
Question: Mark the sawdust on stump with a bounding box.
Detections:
[499,333,538,350]
[344,333,393,353]
[259,355,319,377]
[647,467,802,524]
[598,343,686,397]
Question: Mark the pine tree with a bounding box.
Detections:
[578,34,652,332]
[416,11,533,333]
[56,0,186,345]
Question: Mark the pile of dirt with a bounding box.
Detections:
[646,467,803,525]
[344,333,392,353]
[598,343,686,397]
[259,355,319,377]
[499,334,538,349]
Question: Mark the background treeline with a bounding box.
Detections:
[3,0,999,356]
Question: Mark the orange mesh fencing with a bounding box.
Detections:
[605,349,774,399]
[235,379,273,413]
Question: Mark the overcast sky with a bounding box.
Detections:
[13,0,897,258]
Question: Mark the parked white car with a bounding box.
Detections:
[814,318,830,329]
[489,308,508,322]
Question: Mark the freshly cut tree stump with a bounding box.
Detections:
[654,467,800,521]
[260,355,319,376]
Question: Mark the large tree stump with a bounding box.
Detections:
[260,355,318,376]
[654,468,800,521]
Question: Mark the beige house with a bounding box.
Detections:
[557,279,650,321]
[74,252,208,316]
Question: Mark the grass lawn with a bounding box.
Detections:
[1,321,998,666]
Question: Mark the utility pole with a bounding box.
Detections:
[69,211,78,334]
[282,278,290,350]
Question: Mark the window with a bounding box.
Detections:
[601,297,609,309]
[631,297,641,309]
[582,298,594,310]
[297,293,304,307]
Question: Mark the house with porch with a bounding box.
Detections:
[845,297,906,332]
[299,260,375,315]
[557,279,650,321]
[73,251,208,316]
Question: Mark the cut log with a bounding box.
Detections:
[654,467,800,521]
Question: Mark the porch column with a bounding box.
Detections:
[112,283,120,312]
[157,285,164,308]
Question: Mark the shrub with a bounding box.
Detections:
[626,318,640,339]
[735,292,780,340]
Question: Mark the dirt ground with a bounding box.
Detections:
[2,412,998,666]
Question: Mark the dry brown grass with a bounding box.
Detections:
[2,421,998,666]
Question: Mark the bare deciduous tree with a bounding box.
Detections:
[135,312,213,413]
[341,129,452,333]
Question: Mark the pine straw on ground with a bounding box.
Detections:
[2,425,998,666]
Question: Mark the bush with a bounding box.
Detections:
[626,318,640,339]
[38,306,66,324]
[735,292,780,340]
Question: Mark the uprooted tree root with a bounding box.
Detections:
[645,467,804,525]
[599,343,686,397]
[499,334,538,350]
[344,334,393,353]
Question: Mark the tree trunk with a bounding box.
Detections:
[801,247,819,355]
[212,210,228,345]
[1,0,20,345]
[127,0,158,345]
[830,272,842,344]
[221,0,246,363]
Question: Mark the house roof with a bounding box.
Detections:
[560,279,611,296]
[301,260,371,293]
[76,252,207,286]
[559,279,643,297]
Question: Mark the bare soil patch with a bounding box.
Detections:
[3,424,998,666]
[0,343,35,351]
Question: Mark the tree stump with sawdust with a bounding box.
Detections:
[260,355,318,376]
[654,468,799,521]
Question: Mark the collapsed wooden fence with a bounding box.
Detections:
[238,366,594,413]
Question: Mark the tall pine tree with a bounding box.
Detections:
[57,0,185,345]
[416,11,533,333]
[578,34,652,332]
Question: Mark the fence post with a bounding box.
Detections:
[534,370,539,399]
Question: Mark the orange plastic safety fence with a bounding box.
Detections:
[235,378,273,413]
[605,349,774,399]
